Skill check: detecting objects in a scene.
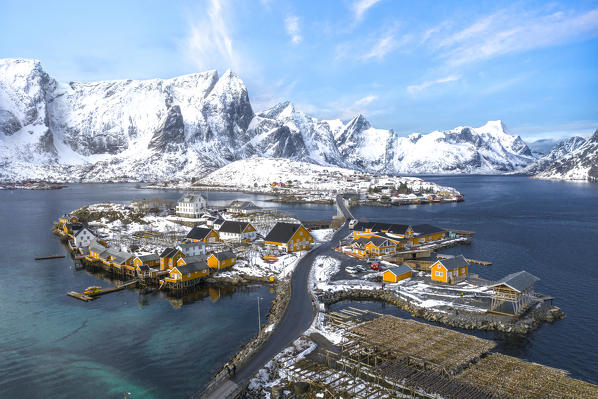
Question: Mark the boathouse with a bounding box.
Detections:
[160,247,184,270]
[133,254,160,268]
[383,265,413,283]
[412,224,448,243]
[489,271,539,315]
[207,251,237,270]
[265,222,314,252]
[88,240,106,260]
[431,255,469,284]
[352,221,414,239]
[163,260,210,288]
[217,221,257,242]
[185,226,220,244]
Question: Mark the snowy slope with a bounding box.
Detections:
[1,57,540,182]
[533,130,598,181]
[521,136,586,175]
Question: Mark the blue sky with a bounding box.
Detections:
[1,0,597,140]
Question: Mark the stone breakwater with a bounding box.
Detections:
[319,288,565,335]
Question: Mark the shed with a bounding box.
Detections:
[383,265,413,283]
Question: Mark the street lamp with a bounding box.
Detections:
[257,296,263,336]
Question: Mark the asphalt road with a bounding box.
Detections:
[231,195,351,383]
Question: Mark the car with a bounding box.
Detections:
[345,266,358,274]
[370,264,381,271]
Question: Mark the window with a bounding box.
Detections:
[435,271,443,277]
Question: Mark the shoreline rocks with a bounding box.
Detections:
[319,288,565,335]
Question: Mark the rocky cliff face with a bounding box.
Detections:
[522,136,587,175]
[533,130,598,181]
[0,58,541,182]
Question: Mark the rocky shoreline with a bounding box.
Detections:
[319,288,565,335]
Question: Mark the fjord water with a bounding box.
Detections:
[0,177,597,398]
[0,185,297,399]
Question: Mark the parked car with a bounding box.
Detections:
[370,263,381,271]
[346,266,358,274]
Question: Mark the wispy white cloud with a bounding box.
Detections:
[285,15,302,45]
[407,75,461,94]
[183,0,239,72]
[338,94,379,119]
[433,8,598,66]
[352,0,383,22]
[336,24,410,62]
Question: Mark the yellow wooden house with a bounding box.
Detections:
[163,260,210,287]
[160,247,184,270]
[59,215,79,225]
[88,241,106,260]
[185,226,220,244]
[412,224,448,244]
[133,254,160,268]
[264,222,314,252]
[207,251,237,270]
[383,265,413,283]
[431,255,469,284]
[352,221,414,240]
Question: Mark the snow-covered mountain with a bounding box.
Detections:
[335,118,535,174]
[521,136,587,175]
[532,130,598,181]
[1,58,538,182]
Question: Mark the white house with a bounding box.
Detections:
[176,242,206,257]
[175,192,207,218]
[73,226,96,248]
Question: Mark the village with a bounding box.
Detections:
[56,190,562,327]
[142,158,464,206]
[53,190,584,399]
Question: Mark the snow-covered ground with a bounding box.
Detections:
[195,157,461,199]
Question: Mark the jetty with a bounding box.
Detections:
[67,279,139,302]
[35,255,65,260]
[437,254,492,266]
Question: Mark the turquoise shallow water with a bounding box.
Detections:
[0,184,328,399]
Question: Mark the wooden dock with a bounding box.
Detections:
[449,229,475,236]
[67,291,95,301]
[67,279,139,302]
[35,255,66,260]
[437,254,492,266]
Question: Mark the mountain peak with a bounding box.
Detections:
[479,120,508,135]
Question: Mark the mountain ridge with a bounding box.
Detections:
[1,57,546,182]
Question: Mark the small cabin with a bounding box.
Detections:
[383,265,413,283]
[412,224,448,244]
[264,222,314,252]
[207,251,237,270]
[431,255,469,284]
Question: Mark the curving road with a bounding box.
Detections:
[199,195,352,398]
